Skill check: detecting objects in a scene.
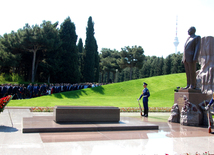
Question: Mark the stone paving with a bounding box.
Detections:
[0,109,214,155]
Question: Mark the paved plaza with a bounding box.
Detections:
[0,108,214,155]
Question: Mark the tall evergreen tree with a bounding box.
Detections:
[83,16,97,82]
[37,21,61,82]
[94,39,99,82]
[77,38,84,82]
[59,17,80,83]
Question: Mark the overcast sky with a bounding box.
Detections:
[1,0,214,57]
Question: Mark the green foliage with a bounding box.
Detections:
[83,16,98,82]
[0,15,186,85]
[0,73,24,83]
[1,21,61,82]
[11,73,24,82]
[9,73,186,108]
[0,73,5,82]
[94,40,99,82]
[163,55,172,75]
[118,46,145,80]
[77,38,84,82]
[0,34,21,73]
[59,17,80,83]
[100,48,121,83]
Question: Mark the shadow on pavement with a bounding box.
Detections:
[0,125,18,132]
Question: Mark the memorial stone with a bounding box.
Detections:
[180,96,202,126]
[54,106,120,123]
[196,36,214,93]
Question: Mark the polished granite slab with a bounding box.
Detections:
[54,106,120,122]
[23,116,159,133]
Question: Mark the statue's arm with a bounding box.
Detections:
[193,36,201,62]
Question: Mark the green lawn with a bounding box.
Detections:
[8,73,186,108]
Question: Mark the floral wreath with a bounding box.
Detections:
[0,95,13,113]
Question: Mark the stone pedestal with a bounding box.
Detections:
[54,106,120,123]
[174,89,211,112]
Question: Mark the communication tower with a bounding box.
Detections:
[173,16,179,53]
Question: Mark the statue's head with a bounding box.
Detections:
[188,27,196,35]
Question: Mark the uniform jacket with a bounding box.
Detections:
[142,87,150,102]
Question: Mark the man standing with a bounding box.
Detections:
[27,83,33,98]
[182,26,201,89]
[2,84,8,97]
[7,84,13,95]
[205,93,214,110]
[33,84,39,97]
[138,82,150,117]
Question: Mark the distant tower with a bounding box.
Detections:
[173,16,179,53]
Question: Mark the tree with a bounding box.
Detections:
[149,56,163,76]
[83,16,98,82]
[99,48,112,83]
[99,48,121,83]
[159,56,164,75]
[118,46,144,80]
[177,52,185,73]
[132,67,140,80]
[0,35,21,73]
[77,38,84,82]
[21,24,43,82]
[15,21,61,82]
[163,55,172,75]
[140,56,151,78]
[59,17,80,83]
[171,53,179,73]
[94,39,99,82]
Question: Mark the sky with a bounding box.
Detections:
[1,0,214,58]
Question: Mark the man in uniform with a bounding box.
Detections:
[138,82,150,117]
[182,26,201,89]
[205,93,214,110]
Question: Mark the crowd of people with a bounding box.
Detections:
[0,82,105,99]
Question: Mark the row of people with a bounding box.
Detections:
[0,82,105,99]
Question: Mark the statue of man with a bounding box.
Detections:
[182,27,201,89]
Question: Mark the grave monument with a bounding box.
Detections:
[169,27,213,126]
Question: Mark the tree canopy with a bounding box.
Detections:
[118,46,145,80]
[0,16,189,84]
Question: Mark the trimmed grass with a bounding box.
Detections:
[8,73,186,108]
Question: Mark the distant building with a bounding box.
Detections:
[173,16,179,54]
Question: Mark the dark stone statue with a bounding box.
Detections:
[182,27,201,89]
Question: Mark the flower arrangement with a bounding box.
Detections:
[30,107,54,112]
[0,95,13,113]
[120,107,171,112]
[30,107,171,112]
[185,151,210,155]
